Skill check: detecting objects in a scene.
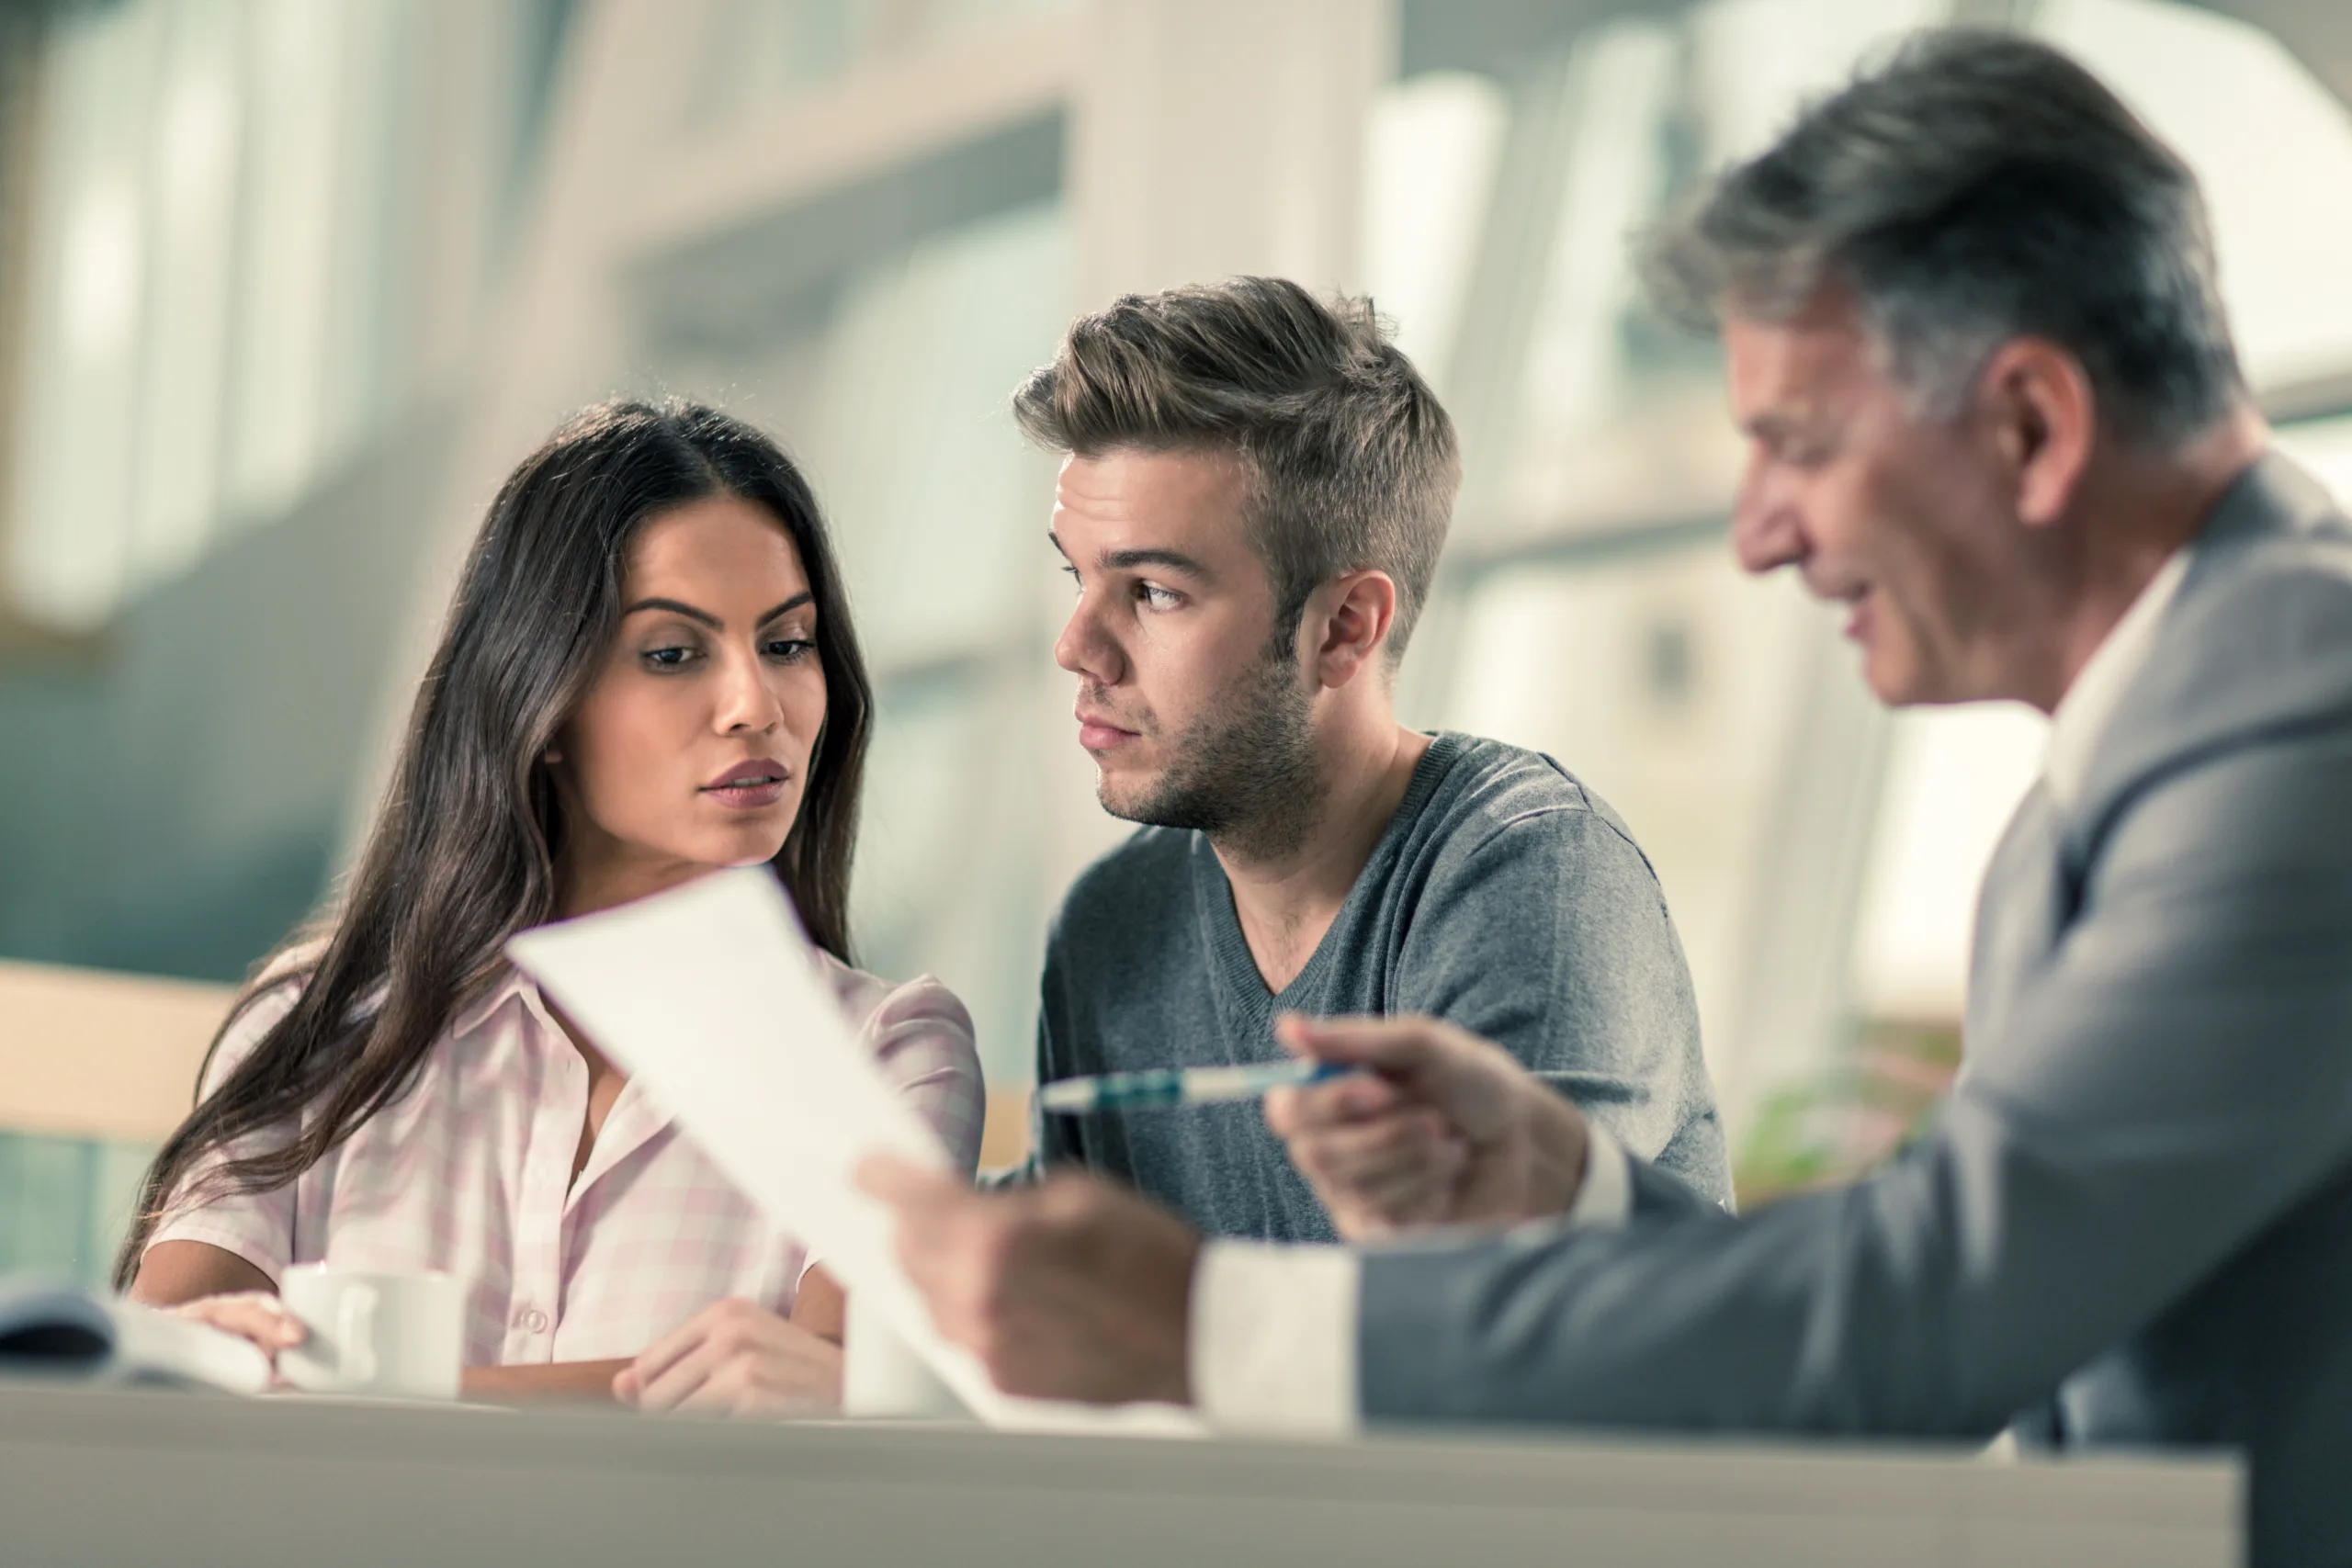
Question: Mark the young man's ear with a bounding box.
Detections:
[1307,570,1399,689]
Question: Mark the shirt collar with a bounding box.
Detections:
[445,963,540,1039]
[2041,547,2190,809]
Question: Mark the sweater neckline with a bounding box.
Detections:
[1195,731,1464,1032]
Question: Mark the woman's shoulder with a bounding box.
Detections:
[201,942,327,1097]
[812,952,975,1047]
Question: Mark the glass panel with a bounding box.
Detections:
[1362,70,1509,394]
[2035,0,2352,389]
[1849,704,2046,1023]
[2274,413,2352,502]
[0,1132,154,1289]
[686,0,1078,126]
[855,666,1052,1089]
[801,201,1069,670]
[6,0,521,629]
[1440,542,1823,1108]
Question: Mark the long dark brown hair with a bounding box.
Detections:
[114,400,872,1286]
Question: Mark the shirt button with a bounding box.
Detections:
[515,1307,548,1334]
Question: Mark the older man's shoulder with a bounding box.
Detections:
[2086,495,2352,822]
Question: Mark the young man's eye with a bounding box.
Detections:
[1138,583,1182,611]
[1058,563,1081,592]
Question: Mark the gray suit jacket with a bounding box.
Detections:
[1356,454,2352,1568]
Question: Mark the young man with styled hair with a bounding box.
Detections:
[1011,276,1729,1238]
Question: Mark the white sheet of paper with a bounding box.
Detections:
[506,867,1201,1437]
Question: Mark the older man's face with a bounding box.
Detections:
[1724,287,2032,707]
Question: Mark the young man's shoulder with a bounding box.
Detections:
[1421,732,1617,836]
[1410,732,1663,886]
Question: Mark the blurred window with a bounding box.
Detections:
[2274,414,2352,502]
[1439,539,1823,1101]
[2035,0,2352,390]
[685,0,1076,127]
[5,0,560,630]
[1361,71,1507,397]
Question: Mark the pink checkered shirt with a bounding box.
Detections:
[147,953,984,1367]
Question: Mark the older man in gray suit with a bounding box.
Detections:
[860,32,2352,1567]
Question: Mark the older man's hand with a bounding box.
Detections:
[856,1158,1200,1407]
[1264,1013,1591,1239]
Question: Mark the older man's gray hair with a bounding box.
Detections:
[1643,29,2245,445]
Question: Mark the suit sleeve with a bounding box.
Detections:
[1396,807,1729,1205]
[1358,732,2352,1435]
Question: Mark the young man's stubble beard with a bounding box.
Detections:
[1099,635,1324,863]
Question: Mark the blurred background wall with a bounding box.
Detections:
[5,0,2352,1284]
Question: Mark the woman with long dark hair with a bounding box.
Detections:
[119,400,983,1409]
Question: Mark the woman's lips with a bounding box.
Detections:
[703,777,787,809]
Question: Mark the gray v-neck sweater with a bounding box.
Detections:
[1029,732,1730,1242]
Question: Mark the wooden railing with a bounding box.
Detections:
[0,960,232,1143]
[0,957,1035,1163]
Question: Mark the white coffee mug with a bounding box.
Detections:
[279,1265,462,1401]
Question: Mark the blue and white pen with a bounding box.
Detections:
[1037,1059,1351,1115]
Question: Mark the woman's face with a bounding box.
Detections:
[552,493,828,915]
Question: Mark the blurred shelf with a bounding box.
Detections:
[0,606,105,666]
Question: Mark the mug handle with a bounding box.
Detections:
[337,1285,379,1388]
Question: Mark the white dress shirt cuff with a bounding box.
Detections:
[1190,1126,1632,1434]
[1191,1239,1361,1438]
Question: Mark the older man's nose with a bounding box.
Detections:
[1732,461,1807,576]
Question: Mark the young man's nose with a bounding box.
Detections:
[1054,600,1125,685]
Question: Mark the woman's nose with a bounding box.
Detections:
[717,648,786,733]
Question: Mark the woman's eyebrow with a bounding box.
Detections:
[621,597,721,627]
[620,592,813,629]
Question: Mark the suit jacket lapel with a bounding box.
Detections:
[1964,780,2068,1069]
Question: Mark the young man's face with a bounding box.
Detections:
[1724,285,2041,707]
[1050,448,1320,842]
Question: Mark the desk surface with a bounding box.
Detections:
[0,1380,2239,1568]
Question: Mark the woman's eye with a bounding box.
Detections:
[639,646,698,671]
[764,637,816,663]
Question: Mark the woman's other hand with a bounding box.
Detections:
[169,1291,306,1373]
[616,1297,843,1417]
